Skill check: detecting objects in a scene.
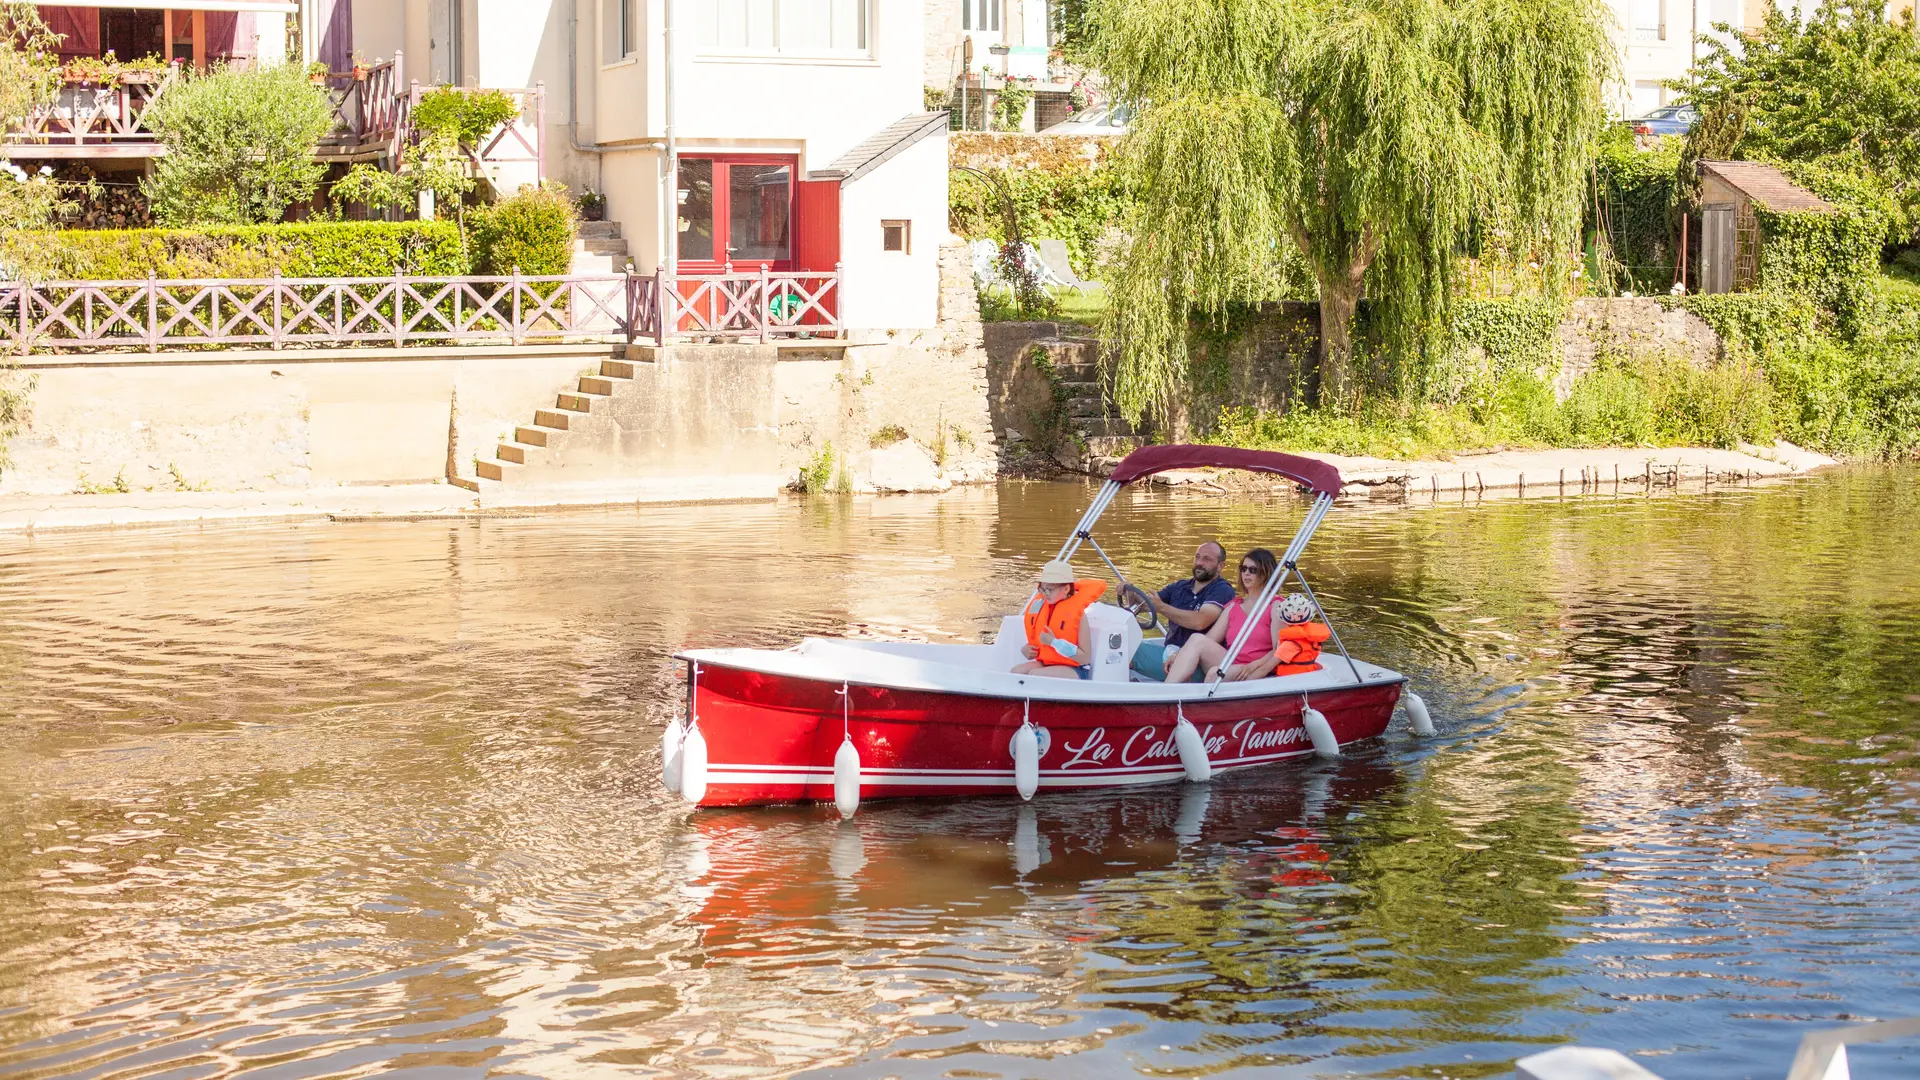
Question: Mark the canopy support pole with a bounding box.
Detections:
[1291,565,1364,686]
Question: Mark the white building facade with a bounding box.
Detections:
[1608,0,1920,119]
[340,0,950,331]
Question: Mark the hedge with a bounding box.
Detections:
[8,221,467,280]
[469,185,576,277]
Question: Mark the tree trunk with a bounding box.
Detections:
[1315,272,1361,407]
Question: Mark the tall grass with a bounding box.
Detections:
[1213,353,1778,459]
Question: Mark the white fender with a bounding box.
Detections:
[1404,692,1436,737]
[833,737,862,819]
[679,724,709,805]
[1173,717,1212,783]
[661,715,686,794]
[1301,706,1339,758]
[1012,723,1040,801]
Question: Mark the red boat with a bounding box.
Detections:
[665,445,1434,812]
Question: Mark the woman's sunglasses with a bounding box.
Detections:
[1239,564,1263,574]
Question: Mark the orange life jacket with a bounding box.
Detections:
[1022,579,1107,666]
[1272,621,1330,674]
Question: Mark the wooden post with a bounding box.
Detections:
[146,271,158,352]
[272,271,282,350]
[654,264,669,346]
[759,261,770,343]
[1518,473,1524,496]
[1559,468,1565,494]
[394,267,405,347]
[510,266,522,346]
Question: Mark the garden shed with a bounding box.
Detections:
[1696,160,1831,294]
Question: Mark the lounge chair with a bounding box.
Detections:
[1034,239,1098,295]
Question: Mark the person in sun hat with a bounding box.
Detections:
[1012,559,1107,679]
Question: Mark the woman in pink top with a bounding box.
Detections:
[1163,548,1286,684]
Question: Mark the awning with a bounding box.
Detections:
[33,1,297,12]
[1106,444,1343,496]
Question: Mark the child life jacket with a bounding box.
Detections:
[1023,580,1108,666]
[1272,622,1331,674]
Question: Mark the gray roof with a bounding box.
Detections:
[1699,160,1833,213]
[810,112,949,185]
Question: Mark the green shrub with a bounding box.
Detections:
[7,221,467,279]
[470,185,576,276]
[1588,128,1681,293]
[411,86,520,146]
[141,62,335,225]
[1755,204,1885,334]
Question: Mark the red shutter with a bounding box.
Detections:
[791,179,840,325]
[793,180,840,271]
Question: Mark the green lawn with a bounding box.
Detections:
[981,284,1110,327]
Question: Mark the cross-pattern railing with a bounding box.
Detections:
[657,263,843,342]
[7,74,173,146]
[0,267,841,353]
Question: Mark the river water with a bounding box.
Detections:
[1,469,1916,1080]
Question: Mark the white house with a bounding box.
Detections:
[336,0,951,331]
[1607,0,1920,119]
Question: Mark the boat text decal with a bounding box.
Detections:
[1057,718,1308,769]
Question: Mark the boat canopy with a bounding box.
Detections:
[1106,444,1343,496]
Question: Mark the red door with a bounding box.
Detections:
[675,155,798,273]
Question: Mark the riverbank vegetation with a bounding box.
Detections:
[951,0,1920,463]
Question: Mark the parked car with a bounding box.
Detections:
[1630,103,1698,136]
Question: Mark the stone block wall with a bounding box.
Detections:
[1555,298,1721,397]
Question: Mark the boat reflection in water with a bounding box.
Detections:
[683,753,1401,954]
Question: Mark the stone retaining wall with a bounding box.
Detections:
[0,246,1003,500]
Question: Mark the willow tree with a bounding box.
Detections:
[1091,0,1614,415]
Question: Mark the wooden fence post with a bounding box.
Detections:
[759,262,770,343]
[511,266,523,346]
[271,271,283,350]
[146,272,158,352]
[393,267,405,347]
[655,265,668,347]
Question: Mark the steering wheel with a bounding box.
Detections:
[1118,583,1162,635]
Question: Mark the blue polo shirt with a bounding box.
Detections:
[1159,576,1237,648]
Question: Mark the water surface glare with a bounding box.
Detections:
[1,472,1917,1079]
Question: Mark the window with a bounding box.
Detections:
[962,0,999,32]
[1631,0,1664,41]
[677,156,797,268]
[603,0,638,62]
[702,0,869,56]
[882,220,910,254]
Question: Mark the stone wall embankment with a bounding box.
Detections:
[0,244,1002,501]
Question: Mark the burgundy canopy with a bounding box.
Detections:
[1107,444,1343,496]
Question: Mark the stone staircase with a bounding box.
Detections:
[452,357,641,492]
[1041,337,1149,473]
[571,220,629,275]
[452,345,783,501]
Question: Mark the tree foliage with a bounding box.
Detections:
[142,63,335,225]
[411,86,520,147]
[1684,1,1920,244]
[1089,0,1614,419]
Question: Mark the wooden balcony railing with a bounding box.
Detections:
[5,74,174,149]
[0,267,843,353]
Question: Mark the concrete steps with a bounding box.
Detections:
[571,220,629,274]
[469,359,634,486]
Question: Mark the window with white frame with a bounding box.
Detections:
[1631,0,1664,42]
[702,0,870,57]
[961,0,999,32]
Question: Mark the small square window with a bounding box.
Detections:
[882,220,910,253]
